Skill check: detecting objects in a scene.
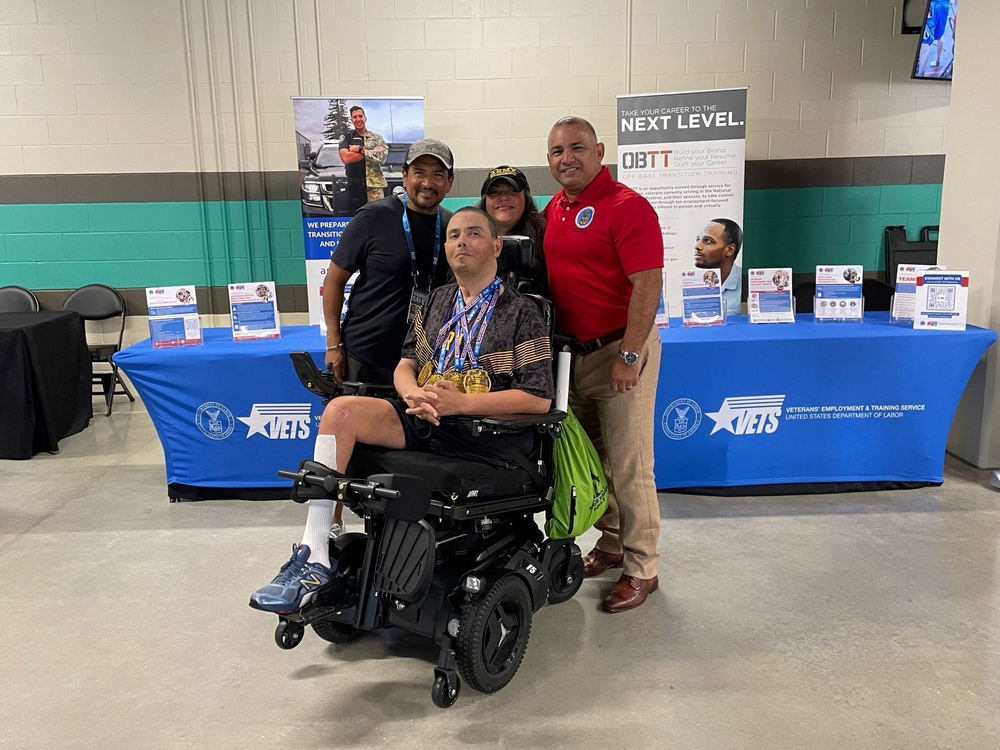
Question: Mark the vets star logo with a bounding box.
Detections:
[705,395,785,435]
[238,403,313,440]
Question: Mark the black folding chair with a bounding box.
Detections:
[791,281,816,314]
[862,279,894,312]
[0,285,40,313]
[62,284,136,416]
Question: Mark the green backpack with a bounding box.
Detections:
[545,408,609,539]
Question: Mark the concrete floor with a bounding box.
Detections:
[2,399,1000,750]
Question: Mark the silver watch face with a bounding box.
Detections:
[620,350,640,365]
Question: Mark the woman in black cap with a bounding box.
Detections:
[477,165,548,295]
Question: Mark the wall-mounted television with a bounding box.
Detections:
[912,0,957,80]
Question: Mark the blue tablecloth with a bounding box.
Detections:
[653,313,996,489]
[115,326,327,496]
[115,316,996,497]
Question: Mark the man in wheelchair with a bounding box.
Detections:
[250,206,554,614]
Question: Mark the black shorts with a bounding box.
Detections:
[388,399,535,472]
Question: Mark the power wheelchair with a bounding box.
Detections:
[258,237,584,709]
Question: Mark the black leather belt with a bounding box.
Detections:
[570,327,626,355]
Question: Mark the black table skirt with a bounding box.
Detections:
[0,311,93,459]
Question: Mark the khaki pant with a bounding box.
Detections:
[569,326,661,579]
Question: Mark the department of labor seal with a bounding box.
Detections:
[661,398,702,440]
[195,401,235,440]
[575,206,595,228]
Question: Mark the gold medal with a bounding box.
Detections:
[417,360,434,387]
[463,368,492,394]
[443,369,465,391]
[427,372,441,385]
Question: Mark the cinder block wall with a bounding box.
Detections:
[0,0,951,343]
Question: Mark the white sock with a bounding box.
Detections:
[301,499,334,568]
[300,434,338,567]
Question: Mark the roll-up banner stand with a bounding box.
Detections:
[291,96,425,328]
[616,89,747,316]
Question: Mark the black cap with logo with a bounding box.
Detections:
[480,165,529,196]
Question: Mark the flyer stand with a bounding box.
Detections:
[890,263,945,324]
[146,286,203,348]
[814,265,863,323]
[913,271,969,331]
[680,269,725,327]
[748,267,794,324]
[655,270,670,329]
[230,281,281,341]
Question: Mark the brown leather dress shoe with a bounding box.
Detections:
[583,547,624,578]
[601,574,659,613]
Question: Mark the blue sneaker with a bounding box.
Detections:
[249,544,333,614]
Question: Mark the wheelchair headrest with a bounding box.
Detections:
[498,235,534,275]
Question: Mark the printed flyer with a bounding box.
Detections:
[146,286,202,348]
[680,268,724,326]
[891,263,945,322]
[748,267,794,324]
[815,265,863,322]
[229,281,280,340]
[914,271,969,331]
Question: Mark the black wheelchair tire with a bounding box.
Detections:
[431,674,460,709]
[311,618,364,644]
[455,574,532,694]
[547,544,584,605]
[275,619,304,650]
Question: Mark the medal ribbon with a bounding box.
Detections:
[400,194,442,292]
[432,278,501,375]
[454,278,501,373]
[456,280,501,371]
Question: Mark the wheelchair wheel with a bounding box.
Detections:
[431,671,460,709]
[311,618,364,644]
[547,544,584,605]
[275,619,304,650]
[455,574,532,694]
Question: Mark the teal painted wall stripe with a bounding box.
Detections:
[743,183,941,272]
[0,184,941,290]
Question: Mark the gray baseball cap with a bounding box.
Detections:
[404,138,454,170]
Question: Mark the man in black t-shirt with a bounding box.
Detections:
[322,138,455,385]
[250,207,554,615]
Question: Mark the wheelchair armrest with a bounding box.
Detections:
[289,351,341,400]
[288,352,398,402]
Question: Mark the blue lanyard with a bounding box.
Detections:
[434,278,501,374]
[400,194,442,292]
[454,278,501,372]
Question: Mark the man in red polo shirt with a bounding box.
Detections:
[543,116,664,613]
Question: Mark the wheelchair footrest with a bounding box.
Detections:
[373,517,436,604]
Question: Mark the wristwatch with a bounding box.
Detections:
[618,349,640,366]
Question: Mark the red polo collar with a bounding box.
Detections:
[554,166,615,208]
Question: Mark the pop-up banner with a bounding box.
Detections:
[291,96,425,327]
[616,88,747,316]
